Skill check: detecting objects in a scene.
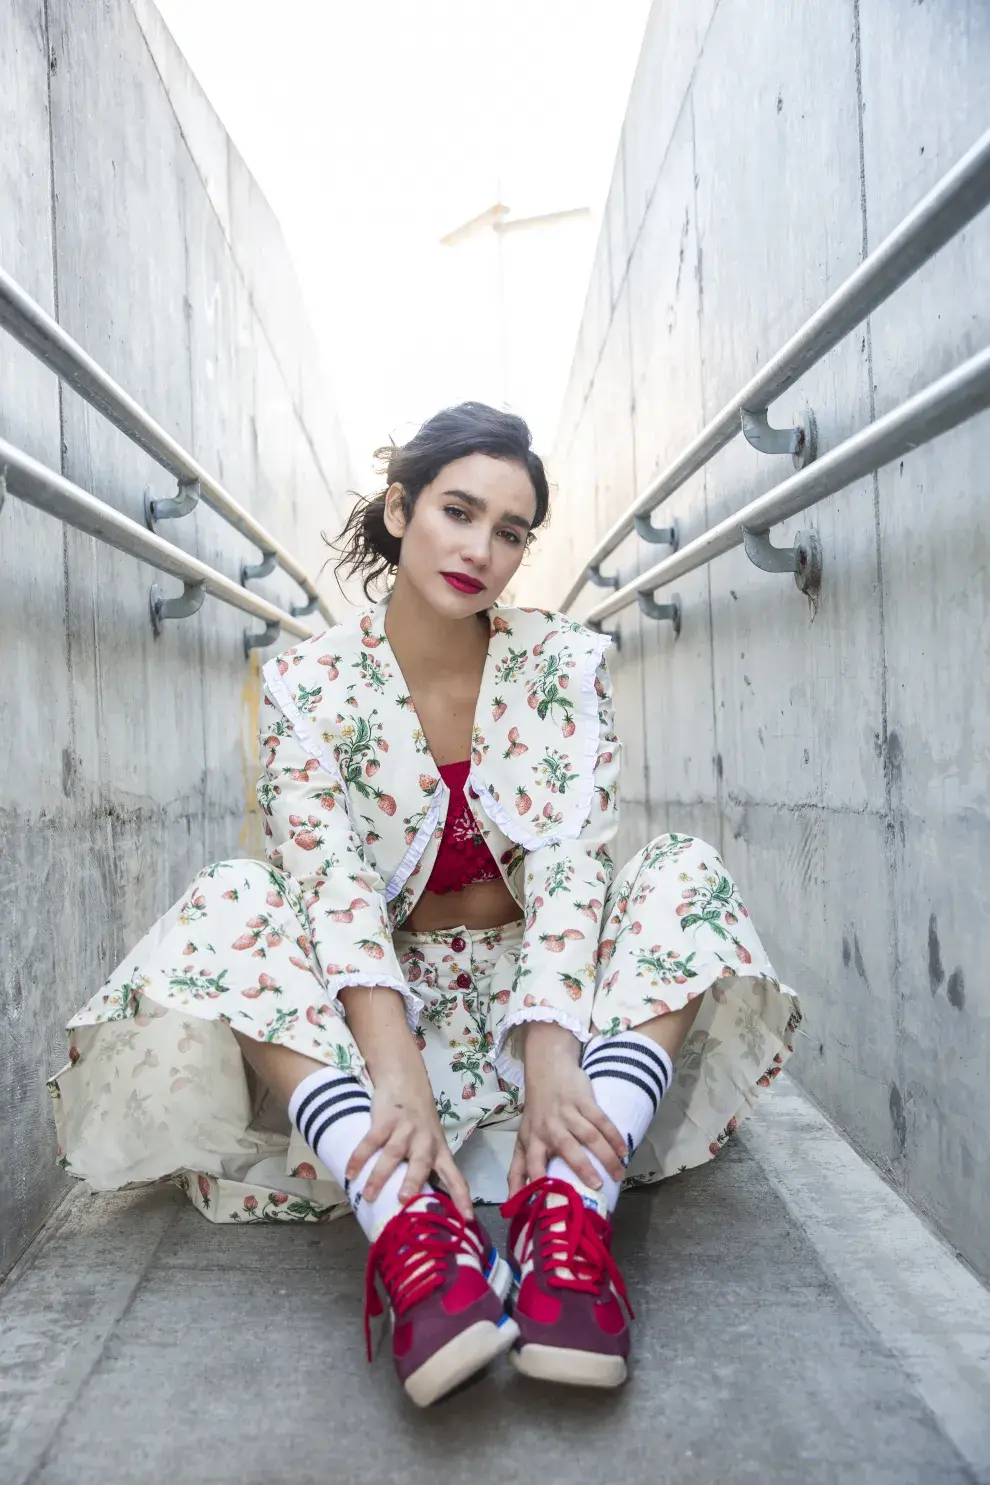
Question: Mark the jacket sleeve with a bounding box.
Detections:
[492,651,621,1086]
[256,680,422,1026]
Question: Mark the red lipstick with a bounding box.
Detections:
[442,572,485,595]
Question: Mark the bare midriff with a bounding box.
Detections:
[402,877,523,934]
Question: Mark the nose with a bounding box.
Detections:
[459,522,494,569]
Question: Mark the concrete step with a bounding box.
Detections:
[1,1076,988,1485]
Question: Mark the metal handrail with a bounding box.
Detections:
[585,344,990,626]
[0,265,335,625]
[0,437,316,643]
[564,126,990,609]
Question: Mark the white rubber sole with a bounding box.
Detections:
[404,1316,520,1408]
[510,1342,627,1389]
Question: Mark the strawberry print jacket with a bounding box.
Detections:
[259,600,620,1083]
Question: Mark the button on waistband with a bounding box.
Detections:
[450,935,467,953]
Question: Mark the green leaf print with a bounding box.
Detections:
[167,968,231,999]
[295,682,323,715]
[635,948,698,985]
[422,992,458,1028]
[262,1006,299,1043]
[534,750,579,795]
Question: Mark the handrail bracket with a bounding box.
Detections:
[637,590,682,637]
[588,619,622,652]
[290,595,320,617]
[634,513,679,548]
[145,477,201,527]
[149,579,206,637]
[742,526,822,596]
[241,550,277,585]
[740,406,818,470]
[244,619,282,658]
[587,563,620,591]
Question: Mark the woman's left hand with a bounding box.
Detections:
[507,1020,627,1197]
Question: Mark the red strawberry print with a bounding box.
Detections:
[243,1194,258,1211]
[562,719,576,738]
[292,1162,317,1180]
[294,831,320,851]
[365,760,380,777]
[198,1174,211,1201]
[515,787,532,815]
[419,774,438,793]
[491,615,511,633]
[492,697,507,721]
[377,794,397,816]
[271,1191,289,1205]
[736,943,752,964]
[231,932,257,951]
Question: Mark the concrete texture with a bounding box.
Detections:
[524,0,990,1278]
[0,0,355,1275]
[1,1077,987,1485]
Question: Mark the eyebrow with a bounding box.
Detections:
[441,487,533,532]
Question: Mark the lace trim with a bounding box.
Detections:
[383,781,447,904]
[573,631,613,840]
[323,973,424,1031]
[469,628,612,851]
[492,1005,594,1090]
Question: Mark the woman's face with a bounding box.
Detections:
[384,453,538,617]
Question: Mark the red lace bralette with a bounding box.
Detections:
[424,760,502,895]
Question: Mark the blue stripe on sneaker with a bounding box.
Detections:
[484,1243,497,1276]
[496,1312,512,1327]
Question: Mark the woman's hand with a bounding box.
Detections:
[507,1021,627,1197]
[339,984,473,1219]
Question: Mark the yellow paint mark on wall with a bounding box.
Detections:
[238,651,264,855]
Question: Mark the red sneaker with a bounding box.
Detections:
[365,1193,518,1407]
[501,1176,632,1388]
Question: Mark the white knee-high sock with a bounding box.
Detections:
[547,1030,674,1215]
[288,1068,430,1240]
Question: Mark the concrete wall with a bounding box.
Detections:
[0,0,354,1273]
[522,0,990,1276]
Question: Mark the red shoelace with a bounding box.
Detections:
[502,1177,633,1315]
[363,1194,475,1360]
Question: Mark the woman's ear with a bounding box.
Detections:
[382,482,408,540]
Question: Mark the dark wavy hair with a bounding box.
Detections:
[330,401,551,599]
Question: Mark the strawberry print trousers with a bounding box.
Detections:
[49,833,801,1224]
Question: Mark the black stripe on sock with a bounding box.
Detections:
[587,1066,661,1114]
[583,1036,672,1085]
[309,1101,373,1151]
[300,1091,370,1147]
[293,1075,365,1134]
[582,1050,669,1096]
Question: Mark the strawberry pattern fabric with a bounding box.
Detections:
[48,602,802,1221]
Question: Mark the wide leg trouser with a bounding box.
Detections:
[49,835,801,1224]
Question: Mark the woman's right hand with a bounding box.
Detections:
[345,1055,473,1218]
[339,984,473,1219]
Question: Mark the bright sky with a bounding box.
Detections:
[154,0,649,483]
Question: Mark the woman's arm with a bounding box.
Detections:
[257,682,420,1023]
[493,651,622,1085]
[340,985,472,1215]
[258,684,470,1212]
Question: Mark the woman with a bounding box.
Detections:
[50,402,800,1407]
